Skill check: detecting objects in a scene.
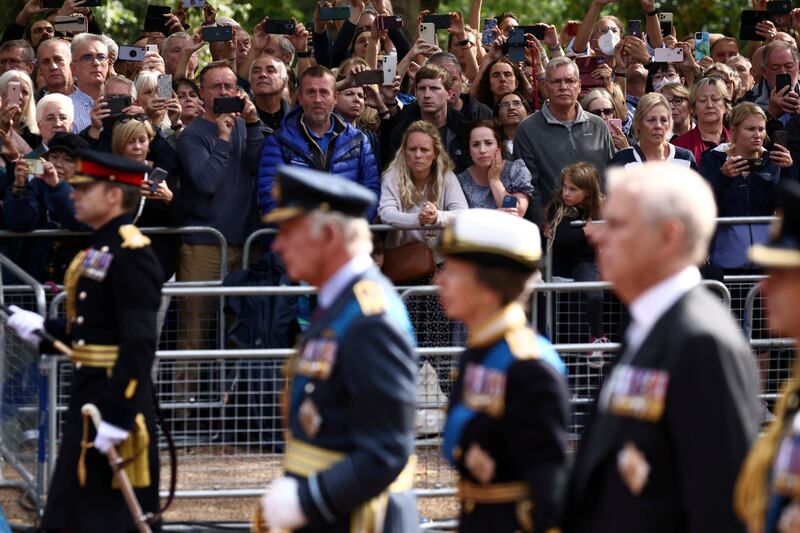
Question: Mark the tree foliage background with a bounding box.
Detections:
[0,0,750,46]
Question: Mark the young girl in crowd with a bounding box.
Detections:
[545,162,608,362]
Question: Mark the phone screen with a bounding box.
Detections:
[776,73,792,93]
[7,82,21,107]
[501,195,518,208]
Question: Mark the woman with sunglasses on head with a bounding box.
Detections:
[610,92,697,169]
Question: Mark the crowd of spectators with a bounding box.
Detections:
[1,0,800,350]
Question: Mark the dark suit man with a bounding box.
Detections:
[562,162,761,533]
[254,166,419,532]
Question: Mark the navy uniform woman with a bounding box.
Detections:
[437,208,569,533]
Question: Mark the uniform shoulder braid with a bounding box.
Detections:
[119,224,151,250]
[352,279,386,316]
[504,326,540,360]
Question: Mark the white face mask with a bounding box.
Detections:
[652,79,668,92]
[597,31,620,56]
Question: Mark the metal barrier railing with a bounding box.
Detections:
[241,223,434,266]
[571,216,778,227]
[0,218,787,526]
[0,226,229,281]
[0,254,49,515]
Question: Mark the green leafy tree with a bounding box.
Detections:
[0,0,772,51]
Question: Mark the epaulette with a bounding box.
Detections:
[504,327,540,360]
[119,224,151,249]
[353,280,386,316]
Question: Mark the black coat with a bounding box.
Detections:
[382,103,472,173]
[41,214,163,532]
[284,266,419,533]
[562,286,761,533]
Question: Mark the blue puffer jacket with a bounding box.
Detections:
[699,144,780,270]
[257,106,380,220]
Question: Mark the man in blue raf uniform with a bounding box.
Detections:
[436,209,569,533]
[7,149,164,532]
[255,165,419,532]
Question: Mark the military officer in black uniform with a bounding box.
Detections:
[436,208,570,533]
[8,149,163,532]
[737,181,800,532]
[255,166,419,532]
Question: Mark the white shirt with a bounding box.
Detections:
[317,254,373,309]
[623,265,701,362]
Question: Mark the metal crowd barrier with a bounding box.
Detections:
[0,226,229,281]
[0,255,49,515]
[742,282,797,402]
[0,216,790,527]
[571,216,778,226]
[241,223,428,266]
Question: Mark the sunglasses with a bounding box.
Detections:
[118,113,151,124]
[591,107,616,117]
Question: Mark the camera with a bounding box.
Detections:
[119,45,146,62]
[747,157,766,171]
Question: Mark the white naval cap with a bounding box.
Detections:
[438,208,542,272]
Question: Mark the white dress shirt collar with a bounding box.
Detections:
[624,266,701,359]
[317,254,374,309]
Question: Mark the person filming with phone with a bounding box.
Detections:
[743,41,800,122]
[698,101,793,273]
[175,60,263,404]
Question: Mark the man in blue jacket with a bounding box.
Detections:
[256,65,380,221]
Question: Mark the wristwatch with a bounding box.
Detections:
[646,9,658,17]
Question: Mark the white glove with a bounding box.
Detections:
[261,477,307,530]
[6,305,45,346]
[93,421,130,454]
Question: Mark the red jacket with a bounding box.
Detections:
[671,126,731,164]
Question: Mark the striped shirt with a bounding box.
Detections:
[609,144,697,170]
[70,88,94,133]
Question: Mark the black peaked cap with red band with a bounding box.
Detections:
[68,148,150,187]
